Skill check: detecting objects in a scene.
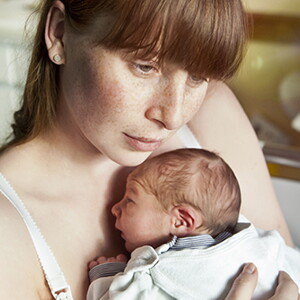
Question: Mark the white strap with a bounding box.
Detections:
[0,173,73,300]
[177,125,202,149]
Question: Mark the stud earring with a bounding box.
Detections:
[53,54,62,63]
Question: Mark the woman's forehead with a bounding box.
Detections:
[83,0,246,80]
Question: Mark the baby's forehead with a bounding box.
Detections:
[126,174,156,199]
[126,177,144,193]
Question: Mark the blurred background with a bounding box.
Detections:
[229,0,300,182]
[0,0,299,246]
[229,0,300,247]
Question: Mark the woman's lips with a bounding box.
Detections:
[124,133,162,152]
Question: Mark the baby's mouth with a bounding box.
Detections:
[115,226,125,240]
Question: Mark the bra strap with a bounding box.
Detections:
[0,173,73,300]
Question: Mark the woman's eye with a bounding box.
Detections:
[136,64,155,73]
[132,62,158,76]
[187,75,207,87]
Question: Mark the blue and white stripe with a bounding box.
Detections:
[89,261,127,282]
[89,232,232,282]
[168,232,232,250]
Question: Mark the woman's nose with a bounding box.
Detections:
[145,78,185,130]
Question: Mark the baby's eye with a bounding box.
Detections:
[125,198,134,204]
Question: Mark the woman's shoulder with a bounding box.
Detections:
[0,141,32,174]
[187,80,257,156]
[0,191,49,299]
[203,80,237,102]
[189,81,251,133]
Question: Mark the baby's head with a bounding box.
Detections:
[112,148,241,252]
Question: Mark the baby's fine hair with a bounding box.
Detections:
[129,148,241,237]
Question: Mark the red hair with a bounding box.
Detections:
[1,0,248,152]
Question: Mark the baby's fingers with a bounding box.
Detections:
[116,254,128,262]
[88,254,128,270]
[88,256,109,270]
[225,263,258,300]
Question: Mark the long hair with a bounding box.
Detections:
[0,0,248,152]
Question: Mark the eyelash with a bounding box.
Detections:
[132,63,158,75]
[187,75,207,87]
[125,198,134,204]
[131,61,208,87]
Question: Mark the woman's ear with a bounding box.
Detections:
[170,205,203,237]
[45,0,66,65]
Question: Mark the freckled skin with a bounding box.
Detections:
[59,32,208,166]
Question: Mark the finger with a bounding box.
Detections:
[107,257,117,262]
[225,263,258,300]
[96,256,107,264]
[270,271,299,300]
[88,260,98,270]
[116,254,128,262]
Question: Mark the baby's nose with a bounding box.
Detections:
[111,202,121,217]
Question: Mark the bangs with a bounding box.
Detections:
[98,0,248,80]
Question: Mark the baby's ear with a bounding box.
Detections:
[170,205,203,237]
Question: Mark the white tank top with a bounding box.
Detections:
[0,124,200,299]
[0,173,73,300]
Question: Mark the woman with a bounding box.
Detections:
[0,0,297,299]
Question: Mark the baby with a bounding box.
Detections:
[87,149,300,300]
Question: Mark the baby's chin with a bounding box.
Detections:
[125,242,135,253]
[125,241,147,252]
[125,240,163,253]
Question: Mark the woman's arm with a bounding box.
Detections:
[188,81,293,246]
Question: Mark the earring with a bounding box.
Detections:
[53,54,62,63]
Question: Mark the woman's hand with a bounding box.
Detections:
[225,263,300,300]
[270,272,300,300]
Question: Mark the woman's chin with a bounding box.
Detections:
[108,150,152,167]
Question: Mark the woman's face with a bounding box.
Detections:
[59,20,209,166]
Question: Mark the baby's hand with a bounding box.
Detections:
[88,254,128,270]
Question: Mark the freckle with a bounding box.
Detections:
[163,87,172,98]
